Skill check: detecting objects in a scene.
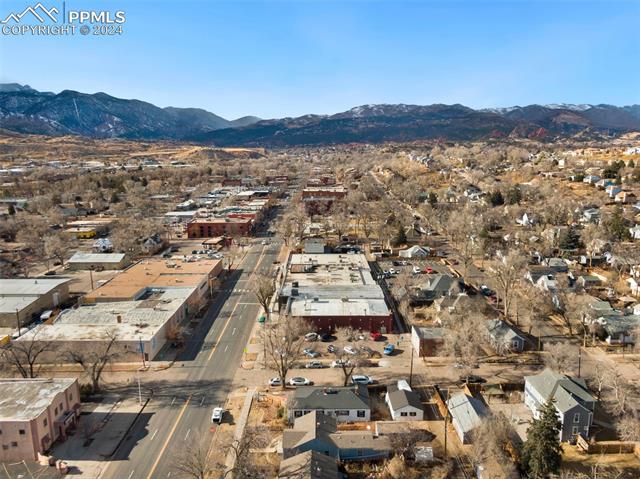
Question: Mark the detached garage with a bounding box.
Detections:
[67,252,128,271]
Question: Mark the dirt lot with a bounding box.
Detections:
[562,445,640,478]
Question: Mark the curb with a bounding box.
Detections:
[103,396,151,459]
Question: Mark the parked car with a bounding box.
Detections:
[383,343,395,355]
[304,332,319,342]
[351,375,373,385]
[370,332,383,341]
[479,285,493,296]
[319,333,333,342]
[331,359,352,368]
[343,346,357,355]
[327,344,337,354]
[459,375,486,384]
[211,407,224,423]
[303,348,320,358]
[268,377,282,387]
[412,266,421,275]
[306,361,324,369]
[289,377,312,386]
[424,266,434,274]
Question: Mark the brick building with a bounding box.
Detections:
[187,217,253,238]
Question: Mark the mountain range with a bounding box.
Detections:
[1,84,639,146]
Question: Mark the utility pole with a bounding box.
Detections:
[137,376,142,405]
[577,346,582,378]
[444,387,451,456]
[409,344,414,387]
[89,268,94,291]
[139,337,146,369]
[15,308,21,337]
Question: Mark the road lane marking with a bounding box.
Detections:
[200,396,205,406]
[170,397,175,407]
[150,429,158,441]
[145,395,192,479]
[207,301,241,362]
[232,327,236,335]
[127,470,134,479]
[184,428,191,441]
[224,345,229,352]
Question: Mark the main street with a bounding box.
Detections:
[101,239,281,479]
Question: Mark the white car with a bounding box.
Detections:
[343,346,357,355]
[289,377,312,386]
[306,361,324,369]
[268,377,282,387]
[304,332,319,342]
[211,407,224,423]
[412,266,421,275]
[351,375,373,385]
[331,359,352,368]
[303,348,320,358]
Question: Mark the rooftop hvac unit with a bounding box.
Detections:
[291,288,299,296]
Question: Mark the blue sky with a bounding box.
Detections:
[1,0,638,119]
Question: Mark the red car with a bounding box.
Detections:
[370,332,383,341]
[423,267,434,274]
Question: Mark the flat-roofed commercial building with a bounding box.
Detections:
[67,252,128,271]
[18,287,194,361]
[83,258,222,305]
[0,278,70,329]
[187,217,253,238]
[0,378,80,461]
[278,253,392,333]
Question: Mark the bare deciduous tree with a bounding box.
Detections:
[0,328,53,378]
[222,426,269,479]
[544,342,578,375]
[441,311,488,381]
[254,274,275,322]
[173,434,213,479]
[260,314,308,388]
[66,330,119,393]
[493,250,526,320]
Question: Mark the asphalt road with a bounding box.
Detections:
[101,240,281,479]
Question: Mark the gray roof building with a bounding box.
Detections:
[282,410,391,462]
[279,451,342,479]
[524,368,596,441]
[289,385,369,412]
[524,369,594,413]
[446,393,487,444]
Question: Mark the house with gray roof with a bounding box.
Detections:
[288,386,370,423]
[385,383,423,421]
[446,392,487,444]
[279,450,343,479]
[282,411,391,462]
[485,319,526,353]
[524,369,596,441]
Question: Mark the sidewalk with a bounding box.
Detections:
[51,395,147,478]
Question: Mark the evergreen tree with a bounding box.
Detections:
[393,225,407,246]
[506,186,523,205]
[520,399,563,478]
[489,190,504,207]
[428,192,438,206]
[558,226,582,251]
[7,204,15,215]
[604,206,630,241]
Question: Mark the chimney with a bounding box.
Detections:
[116,315,122,323]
